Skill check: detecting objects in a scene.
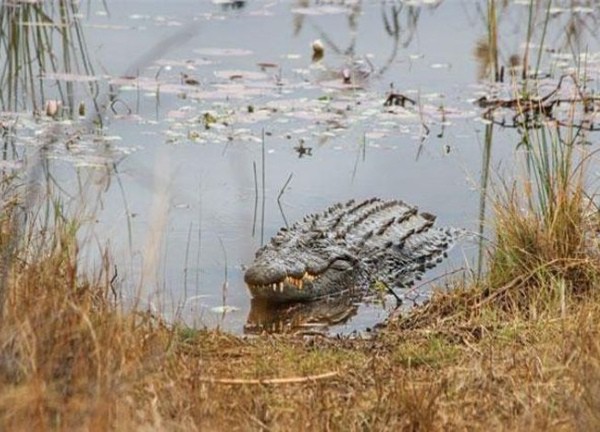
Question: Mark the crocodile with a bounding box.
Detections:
[244,198,461,303]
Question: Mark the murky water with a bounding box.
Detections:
[3,0,599,334]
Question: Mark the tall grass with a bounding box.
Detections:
[486,0,499,81]
[483,120,599,319]
[0,186,174,429]
[475,0,600,315]
[0,0,98,114]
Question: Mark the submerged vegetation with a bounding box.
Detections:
[2,0,600,430]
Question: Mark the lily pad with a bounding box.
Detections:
[210,305,240,314]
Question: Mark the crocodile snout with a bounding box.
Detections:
[244,263,286,286]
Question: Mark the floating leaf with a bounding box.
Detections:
[214,69,269,80]
[210,305,240,314]
[194,47,253,57]
[42,72,99,82]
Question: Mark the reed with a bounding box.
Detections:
[0,0,98,114]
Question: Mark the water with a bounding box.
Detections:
[3,0,599,334]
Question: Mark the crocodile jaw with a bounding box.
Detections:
[245,258,360,303]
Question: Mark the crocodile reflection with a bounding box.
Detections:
[244,295,359,334]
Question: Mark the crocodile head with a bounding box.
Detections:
[244,198,459,304]
[244,229,361,303]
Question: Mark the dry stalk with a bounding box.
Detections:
[196,370,338,385]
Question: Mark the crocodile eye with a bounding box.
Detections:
[310,230,326,240]
[270,233,288,245]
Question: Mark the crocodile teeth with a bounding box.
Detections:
[280,274,315,289]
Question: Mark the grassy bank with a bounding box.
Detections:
[1,126,600,431]
[1,243,599,430]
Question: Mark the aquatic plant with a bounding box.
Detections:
[0,0,99,114]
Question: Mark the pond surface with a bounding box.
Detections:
[3,0,600,334]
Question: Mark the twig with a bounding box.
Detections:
[197,371,338,385]
[383,92,416,107]
[472,258,588,309]
[382,282,403,305]
[477,73,600,130]
[472,275,526,309]
[218,237,229,316]
[183,221,193,303]
[241,409,272,432]
[252,160,258,237]
[404,267,467,298]
[195,189,202,295]
[277,172,293,228]
[351,132,367,182]
[261,129,266,246]
[110,264,118,301]
[277,173,293,202]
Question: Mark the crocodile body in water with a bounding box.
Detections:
[244,198,461,303]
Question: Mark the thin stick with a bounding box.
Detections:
[195,186,202,295]
[351,133,367,182]
[261,129,266,246]
[277,172,293,228]
[183,221,193,304]
[252,161,258,236]
[383,282,403,304]
[218,237,229,319]
[472,258,587,309]
[415,93,430,160]
[197,371,338,385]
[403,267,467,298]
[477,123,493,281]
[277,173,293,202]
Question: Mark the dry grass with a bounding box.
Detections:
[0,193,599,432]
[2,125,600,430]
[486,180,599,312]
[2,245,600,431]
